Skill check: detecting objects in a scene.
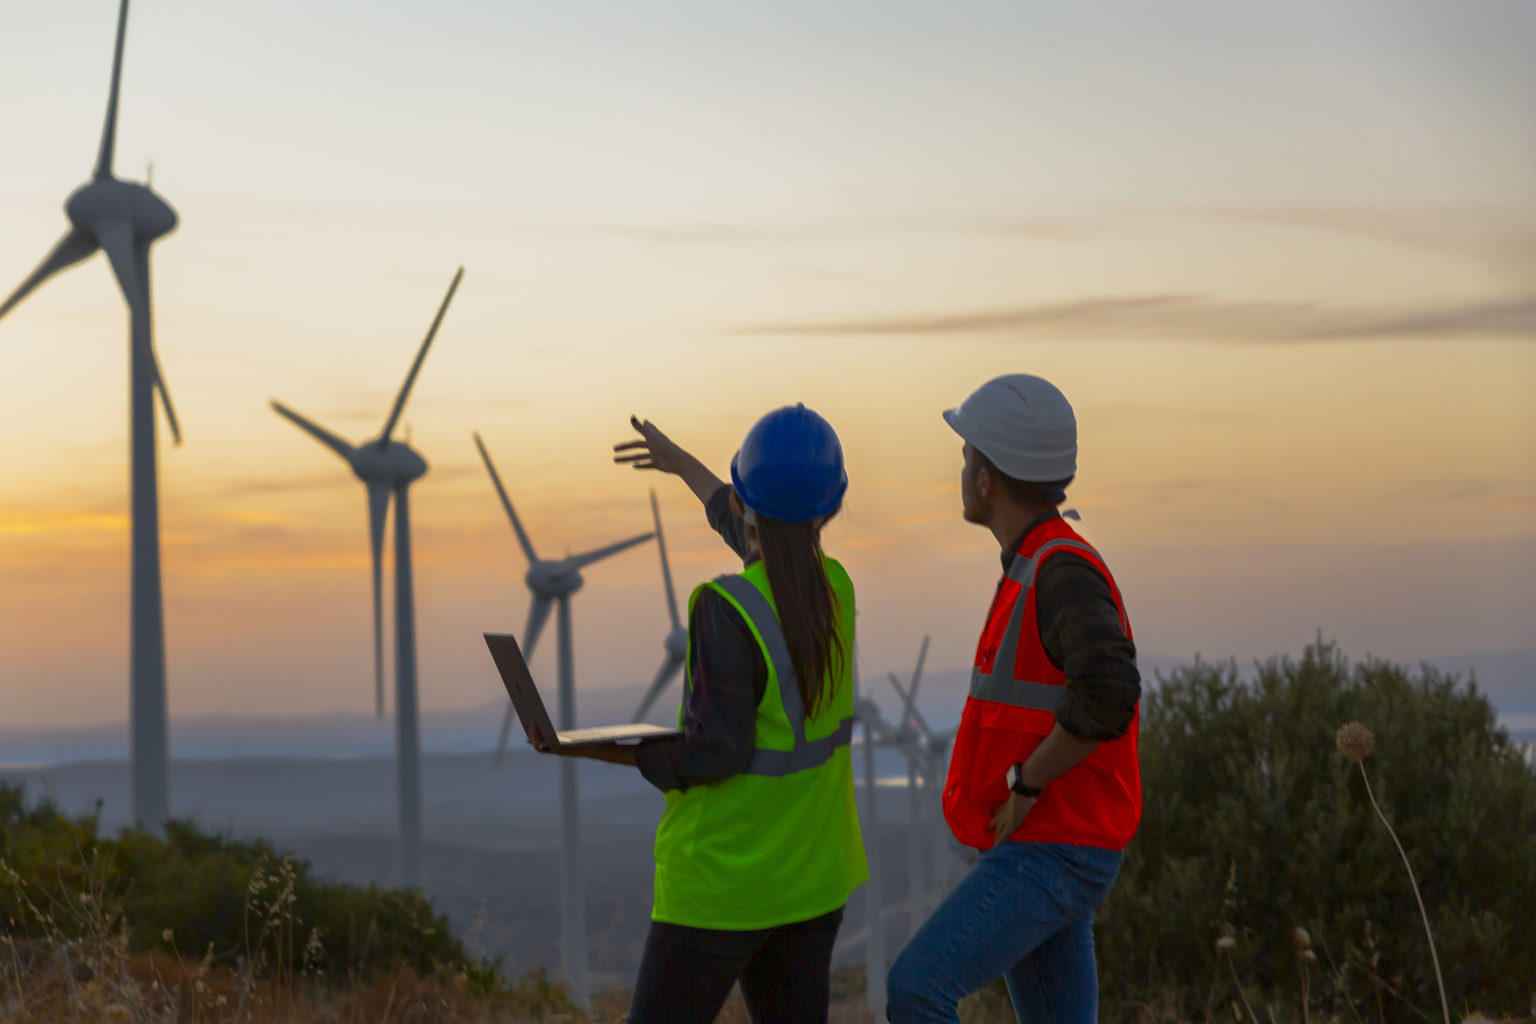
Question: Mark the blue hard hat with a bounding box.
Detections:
[730,404,847,522]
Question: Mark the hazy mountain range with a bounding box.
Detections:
[3,650,1531,765]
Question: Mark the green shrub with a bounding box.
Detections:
[0,788,476,985]
[1098,640,1536,1022]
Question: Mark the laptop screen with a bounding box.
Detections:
[483,633,559,746]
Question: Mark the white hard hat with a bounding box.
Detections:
[943,374,1077,481]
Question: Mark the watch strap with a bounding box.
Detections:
[1007,763,1045,798]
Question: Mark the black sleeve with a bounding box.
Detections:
[704,485,755,563]
[635,588,767,793]
[1034,553,1141,741]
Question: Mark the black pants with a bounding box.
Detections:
[626,906,845,1024]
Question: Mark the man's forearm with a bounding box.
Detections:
[1019,724,1101,788]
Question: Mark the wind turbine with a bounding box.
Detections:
[472,432,653,1000]
[1,0,182,833]
[632,490,687,723]
[887,635,960,920]
[853,653,896,1018]
[888,635,932,936]
[270,266,464,890]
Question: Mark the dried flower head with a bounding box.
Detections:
[1293,926,1312,950]
[1216,935,1237,953]
[161,928,173,943]
[1336,721,1374,762]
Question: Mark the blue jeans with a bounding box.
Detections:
[886,841,1124,1024]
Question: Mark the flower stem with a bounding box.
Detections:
[1357,762,1450,1024]
[1225,951,1260,1024]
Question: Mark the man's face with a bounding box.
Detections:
[960,442,987,525]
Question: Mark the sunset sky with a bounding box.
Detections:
[1,0,1532,732]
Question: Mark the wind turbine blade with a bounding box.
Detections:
[633,655,684,723]
[889,671,918,724]
[380,266,463,443]
[473,432,538,564]
[134,241,181,445]
[567,531,654,571]
[650,490,681,630]
[888,670,936,741]
[523,596,554,664]
[95,0,131,179]
[492,701,517,769]
[99,223,180,444]
[367,483,391,718]
[271,401,356,462]
[911,634,930,694]
[0,230,97,322]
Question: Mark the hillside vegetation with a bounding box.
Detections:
[3,640,1533,1022]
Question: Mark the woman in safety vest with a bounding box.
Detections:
[589,405,869,1024]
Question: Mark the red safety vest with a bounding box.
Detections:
[942,517,1141,851]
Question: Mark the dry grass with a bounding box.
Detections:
[6,940,1533,1024]
[0,942,590,1023]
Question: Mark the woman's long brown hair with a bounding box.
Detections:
[754,511,845,717]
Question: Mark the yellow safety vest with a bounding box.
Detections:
[651,556,867,929]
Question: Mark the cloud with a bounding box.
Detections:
[1320,298,1536,341]
[519,212,1110,251]
[1174,202,1536,275]
[193,473,343,502]
[738,294,1536,343]
[0,509,127,538]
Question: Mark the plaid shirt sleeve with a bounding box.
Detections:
[704,484,754,563]
[635,589,766,793]
[1034,553,1141,741]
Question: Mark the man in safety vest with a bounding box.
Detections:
[886,374,1142,1024]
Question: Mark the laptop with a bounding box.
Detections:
[483,632,680,751]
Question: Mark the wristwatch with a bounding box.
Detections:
[1006,764,1045,798]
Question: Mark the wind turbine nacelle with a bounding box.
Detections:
[665,628,688,661]
[526,561,582,598]
[351,441,427,485]
[66,179,177,242]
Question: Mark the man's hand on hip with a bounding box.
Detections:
[990,792,1036,845]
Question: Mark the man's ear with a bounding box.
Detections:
[974,462,995,500]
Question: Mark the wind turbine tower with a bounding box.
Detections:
[1,0,182,832]
[888,635,932,934]
[854,654,893,1018]
[887,635,959,920]
[473,433,653,1000]
[270,267,464,890]
[632,490,687,722]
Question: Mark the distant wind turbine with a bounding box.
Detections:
[886,635,960,922]
[632,490,687,722]
[473,432,653,1001]
[853,652,892,1018]
[1,0,181,833]
[888,635,934,934]
[270,266,464,890]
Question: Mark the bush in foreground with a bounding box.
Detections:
[1098,641,1536,1022]
[0,788,492,989]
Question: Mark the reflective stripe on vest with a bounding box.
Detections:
[710,573,857,777]
[968,538,1101,711]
